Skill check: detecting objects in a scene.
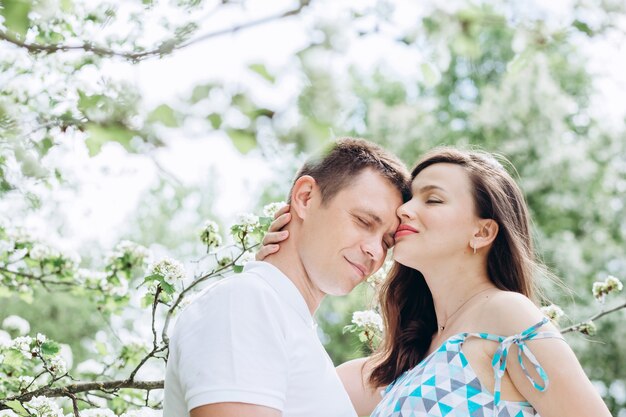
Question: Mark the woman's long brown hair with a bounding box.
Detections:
[369,147,544,387]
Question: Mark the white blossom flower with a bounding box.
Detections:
[76,359,105,375]
[2,315,30,335]
[6,228,33,245]
[0,410,19,417]
[366,261,393,288]
[606,275,623,292]
[200,220,222,248]
[48,356,67,376]
[149,258,185,284]
[24,396,64,417]
[351,310,384,332]
[106,240,151,270]
[236,213,260,234]
[0,238,16,254]
[262,202,287,218]
[78,268,107,286]
[110,276,129,297]
[29,243,56,261]
[80,408,118,417]
[0,330,11,347]
[36,333,47,343]
[120,407,161,417]
[577,320,597,336]
[18,375,35,387]
[592,275,623,303]
[11,335,33,353]
[540,304,564,324]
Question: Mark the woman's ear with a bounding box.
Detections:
[472,219,499,251]
[290,175,317,220]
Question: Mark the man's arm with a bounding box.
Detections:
[190,402,281,417]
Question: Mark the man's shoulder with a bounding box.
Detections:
[183,270,282,315]
[208,269,277,296]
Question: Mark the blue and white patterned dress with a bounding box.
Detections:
[371,318,562,417]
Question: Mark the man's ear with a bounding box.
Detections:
[290,175,318,220]
[471,219,499,251]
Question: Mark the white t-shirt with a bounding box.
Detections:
[163,261,357,417]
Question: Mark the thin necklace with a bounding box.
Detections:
[437,286,494,332]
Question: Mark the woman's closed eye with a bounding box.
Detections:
[426,197,443,204]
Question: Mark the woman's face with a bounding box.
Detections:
[392,162,480,270]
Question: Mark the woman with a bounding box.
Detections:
[258,147,611,416]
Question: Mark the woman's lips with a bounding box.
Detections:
[394,225,418,239]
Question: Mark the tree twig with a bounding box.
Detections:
[0,380,164,410]
[0,0,310,62]
[561,299,626,334]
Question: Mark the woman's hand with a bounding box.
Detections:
[255,204,291,261]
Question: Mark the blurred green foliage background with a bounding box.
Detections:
[1,0,625,413]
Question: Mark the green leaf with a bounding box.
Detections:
[95,341,108,356]
[420,62,441,87]
[0,286,11,298]
[78,92,106,114]
[41,340,60,356]
[227,129,256,154]
[248,63,275,83]
[5,400,28,415]
[572,20,593,36]
[18,290,33,304]
[190,83,215,103]
[159,280,176,295]
[507,49,534,75]
[259,216,272,228]
[452,35,481,59]
[207,113,222,129]
[85,123,136,156]
[233,264,244,273]
[0,0,31,37]
[140,274,160,287]
[147,104,179,127]
[3,350,24,368]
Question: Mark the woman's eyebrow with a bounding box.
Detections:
[413,184,446,194]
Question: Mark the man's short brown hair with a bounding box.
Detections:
[289,137,410,204]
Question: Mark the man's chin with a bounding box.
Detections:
[322,282,357,297]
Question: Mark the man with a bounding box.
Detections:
[163,138,409,417]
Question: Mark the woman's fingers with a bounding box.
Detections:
[267,212,291,232]
[274,204,290,219]
[256,205,291,261]
[262,230,289,245]
[255,244,279,261]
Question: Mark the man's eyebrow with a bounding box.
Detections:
[354,210,396,241]
[354,209,383,225]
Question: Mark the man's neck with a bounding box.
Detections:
[264,242,325,316]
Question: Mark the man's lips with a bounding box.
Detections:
[395,224,419,239]
[345,258,366,278]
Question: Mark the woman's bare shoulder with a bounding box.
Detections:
[477,290,555,336]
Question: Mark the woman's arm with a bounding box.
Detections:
[336,358,383,417]
[486,292,611,417]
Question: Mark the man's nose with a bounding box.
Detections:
[363,239,384,265]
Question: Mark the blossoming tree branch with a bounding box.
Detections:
[0,200,624,416]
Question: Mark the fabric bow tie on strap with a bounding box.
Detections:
[490,317,563,415]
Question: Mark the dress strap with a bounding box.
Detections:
[490,317,563,415]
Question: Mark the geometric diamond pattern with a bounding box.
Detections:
[371,318,562,417]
